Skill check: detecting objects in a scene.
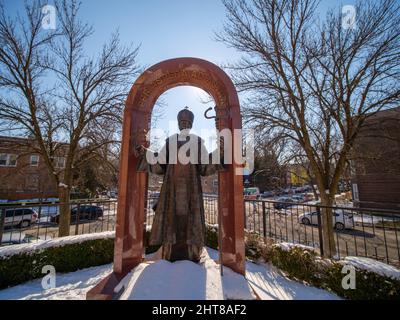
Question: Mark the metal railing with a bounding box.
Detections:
[1,196,399,268]
[202,196,400,268]
[0,199,118,245]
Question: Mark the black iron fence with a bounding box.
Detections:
[203,196,400,268]
[1,196,400,268]
[0,199,118,245]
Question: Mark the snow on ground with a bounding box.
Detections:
[206,248,339,300]
[340,256,400,280]
[274,242,316,252]
[0,231,115,258]
[118,248,255,300]
[0,247,340,300]
[246,262,338,300]
[0,264,113,300]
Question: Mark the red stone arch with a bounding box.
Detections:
[87,57,245,300]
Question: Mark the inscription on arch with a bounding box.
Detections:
[138,70,228,107]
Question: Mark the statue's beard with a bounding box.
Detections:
[179,128,191,136]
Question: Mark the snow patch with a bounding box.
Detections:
[119,249,256,300]
[0,264,113,300]
[0,231,115,258]
[246,261,340,300]
[274,242,316,252]
[207,223,219,229]
[340,256,400,280]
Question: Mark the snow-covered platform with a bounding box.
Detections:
[0,247,339,300]
[115,248,255,300]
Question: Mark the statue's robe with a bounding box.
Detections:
[138,132,223,262]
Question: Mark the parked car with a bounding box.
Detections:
[291,194,306,202]
[298,210,354,230]
[261,191,274,198]
[273,197,295,209]
[2,208,38,228]
[108,191,118,198]
[50,205,103,224]
[303,193,315,202]
[303,185,313,192]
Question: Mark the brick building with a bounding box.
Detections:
[351,107,400,211]
[0,136,66,201]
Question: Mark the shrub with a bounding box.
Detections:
[325,262,400,300]
[205,224,219,250]
[219,226,400,300]
[267,245,325,286]
[260,242,400,300]
[245,232,272,261]
[0,238,114,289]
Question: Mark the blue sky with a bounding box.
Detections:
[3,0,358,150]
[78,0,242,150]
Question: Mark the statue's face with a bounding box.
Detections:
[178,119,192,131]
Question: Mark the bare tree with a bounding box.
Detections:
[73,145,119,198]
[250,133,287,190]
[217,0,400,257]
[0,0,141,236]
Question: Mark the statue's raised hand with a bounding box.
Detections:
[135,144,147,157]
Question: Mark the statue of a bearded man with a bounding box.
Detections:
[137,107,224,262]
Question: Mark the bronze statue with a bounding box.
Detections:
[137,107,224,262]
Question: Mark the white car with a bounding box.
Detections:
[2,208,38,228]
[299,210,354,230]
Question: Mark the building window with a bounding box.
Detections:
[54,156,66,169]
[8,154,17,166]
[0,154,6,166]
[30,155,39,166]
[0,153,17,167]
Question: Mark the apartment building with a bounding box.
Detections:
[0,136,66,201]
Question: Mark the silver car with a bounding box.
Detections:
[2,208,38,228]
[299,210,354,230]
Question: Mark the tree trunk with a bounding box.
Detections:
[319,193,337,258]
[310,181,319,201]
[58,186,71,237]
